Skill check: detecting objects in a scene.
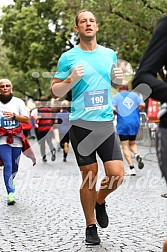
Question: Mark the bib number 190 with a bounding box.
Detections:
[91,96,104,105]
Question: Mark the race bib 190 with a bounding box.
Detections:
[84,89,108,111]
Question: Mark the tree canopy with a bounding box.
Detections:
[0,0,167,99]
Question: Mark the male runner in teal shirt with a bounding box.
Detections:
[51,10,124,245]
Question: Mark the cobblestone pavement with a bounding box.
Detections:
[0,139,167,252]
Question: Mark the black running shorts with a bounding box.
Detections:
[69,120,123,166]
[119,134,137,141]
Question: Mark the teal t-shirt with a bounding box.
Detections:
[54,45,117,121]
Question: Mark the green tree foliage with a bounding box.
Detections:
[0,0,167,99]
[0,40,13,77]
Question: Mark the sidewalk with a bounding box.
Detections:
[0,140,166,252]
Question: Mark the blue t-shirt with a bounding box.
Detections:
[112,91,143,135]
[54,45,117,121]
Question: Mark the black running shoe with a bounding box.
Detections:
[51,149,56,161]
[42,155,47,162]
[136,155,144,169]
[51,154,56,161]
[95,202,109,228]
[85,224,101,245]
[161,193,167,198]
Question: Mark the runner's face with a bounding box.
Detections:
[75,11,98,40]
[0,81,12,97]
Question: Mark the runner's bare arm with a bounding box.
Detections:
[50,78,72,99]
[139,102,145,111]
[50,65,84,98]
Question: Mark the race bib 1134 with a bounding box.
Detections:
[1,117,19,128]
